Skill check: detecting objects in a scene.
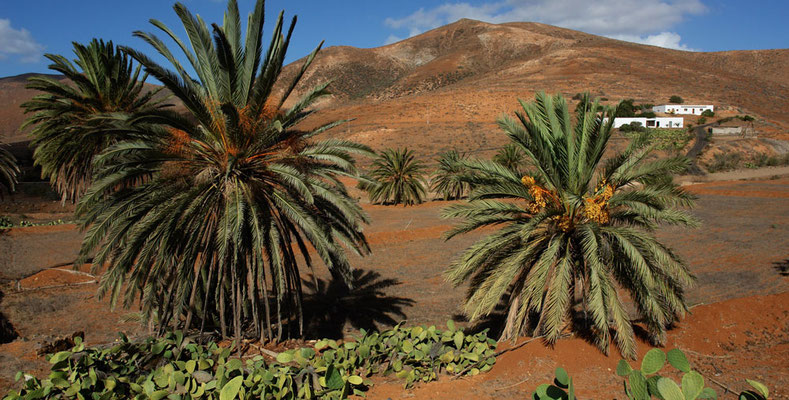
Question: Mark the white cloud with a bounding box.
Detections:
[0,19,44,63]
[384,0,706,51]
[384,34,404,45]
[611,32,696,51]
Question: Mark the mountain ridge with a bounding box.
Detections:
[2,18,788,157]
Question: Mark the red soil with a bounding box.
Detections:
[17,267,95,290]
[0,176,787,397]
[364,292,789,400]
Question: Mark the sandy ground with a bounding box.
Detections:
[0,174,787,397]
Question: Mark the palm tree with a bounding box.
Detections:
[430,150,470,200]
[367,148,427,206]
[443,92,697,358]
[21,39,166,202]
[0,146,20,198]
[77,0,371,341]
[493,143,525,173]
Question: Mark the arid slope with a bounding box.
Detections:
[2,19,788,156]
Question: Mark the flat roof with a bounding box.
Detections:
[659,104,713,107]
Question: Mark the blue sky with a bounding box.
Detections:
[1,0,787,77]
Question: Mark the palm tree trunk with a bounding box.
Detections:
[259,268,272,342]
[219,264,227,338]
[233,264,242,343]
[200,261,216,335]
[183,263,202,331]
[247,265,259,338]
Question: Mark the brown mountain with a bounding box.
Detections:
[0,73,67,144]
[280,19,789,159]
[3,19,788,160]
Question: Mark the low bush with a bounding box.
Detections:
[4,322,496,399]
[705,152,743,173]
[623,129,692,151]
[744,153,789,169]
[619,122,646,133]
[0,219,67,230]
[532,348,769,400]
[637,111,657,118]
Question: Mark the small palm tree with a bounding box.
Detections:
[21,39,166,202]
[430,150,470,200]
[0,146,20,198]
[493,143,525,173]
[367,148,427,206]
[444,92,697,358]
[77,0,371,341]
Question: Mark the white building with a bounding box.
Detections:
[613,117,684,129]
[653,104,713,115]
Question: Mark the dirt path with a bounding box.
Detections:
[685,122,715,175]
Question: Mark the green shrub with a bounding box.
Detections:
[669,95,684,104]
[5,322,496,399]
[623,128,691,151]
[0,219,67,229]
[615,99,637,117]
[532,348,769,400]
[619,122,645,133]
[637,111,657,118]
[764,153,789,166]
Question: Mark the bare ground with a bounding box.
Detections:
[0,175,787,397]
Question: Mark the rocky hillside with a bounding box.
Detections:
[3,19,788,160]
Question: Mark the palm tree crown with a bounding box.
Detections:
[78,0,371,341]
[367,148,428,206]
[444,92,697,358]
[431,150,471,201]
[0,146,20,198]
[22,39,166,202]
[493,143,525,174]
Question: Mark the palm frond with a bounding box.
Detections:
[444,92,697,358]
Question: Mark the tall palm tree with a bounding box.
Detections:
[443,92,697,358]
[367,148,427,206]
[430,149,470,200]
[21,39,166,202]
[0,146,20,198]
[77,0,371,341]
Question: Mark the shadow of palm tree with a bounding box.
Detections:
[0,290,18,344]
[774,259,789,277]
[302,269,415,339]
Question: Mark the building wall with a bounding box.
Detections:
[653,105,713,115]
[613,117,684,128]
